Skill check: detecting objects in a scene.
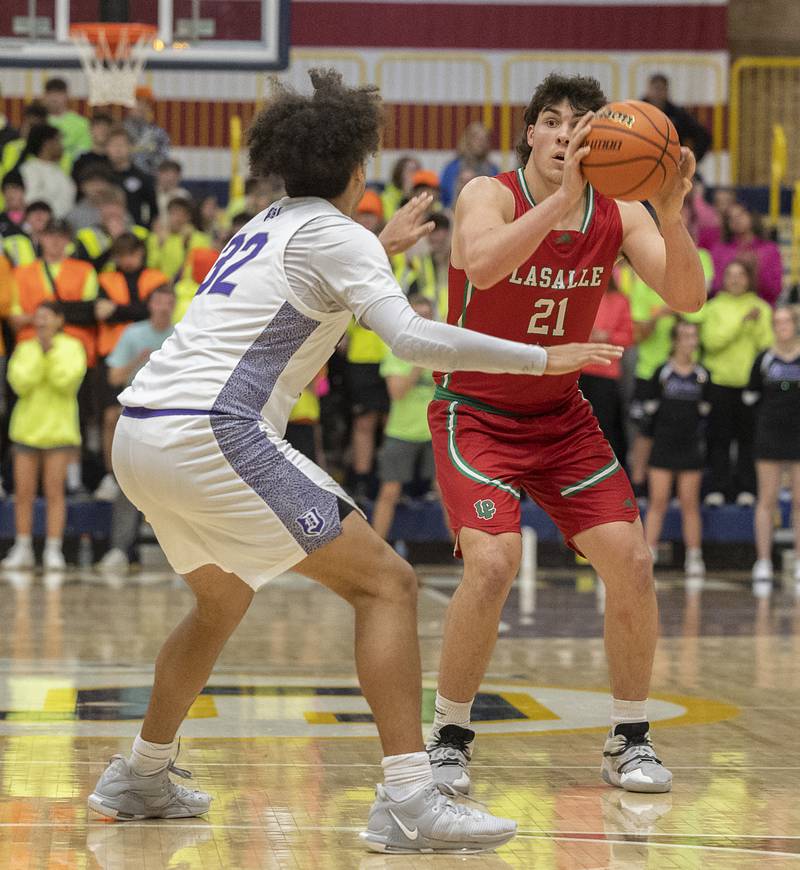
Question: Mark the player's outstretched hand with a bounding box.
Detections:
[378,193,436,256]
[543,342,623,375]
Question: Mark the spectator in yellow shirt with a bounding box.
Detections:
[701,258,774,506]
[154,197,213,281]
[2,301,86,571]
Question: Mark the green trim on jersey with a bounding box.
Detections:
[516,167,595,234]
[517,167,536,207]
[441,278,473,390]
[446,401,521,498]
[580,185,595,234]
[434,385,518,417]
[560,456,620,498]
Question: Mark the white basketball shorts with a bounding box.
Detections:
[112,410,358,590]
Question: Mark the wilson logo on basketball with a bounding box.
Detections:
[596,108,635,128]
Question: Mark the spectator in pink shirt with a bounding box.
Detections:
[711,203,784,305]
[579,268,634,465]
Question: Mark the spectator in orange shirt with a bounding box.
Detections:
[10,218,97,495]
[94,233,169,500]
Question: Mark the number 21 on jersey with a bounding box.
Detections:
[527,297,568,336]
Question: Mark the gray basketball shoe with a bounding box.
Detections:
[601,722,672,793]
[88,754,212,820]
[360,782,516,853]
[426,724,473,794]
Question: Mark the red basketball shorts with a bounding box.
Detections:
[428,390,639,556]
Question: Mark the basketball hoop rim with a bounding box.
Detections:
[70,22,158,57]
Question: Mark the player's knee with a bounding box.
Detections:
[626,546,654,597]
[464,550,519,601]
[194,583,253,628]
[378,558,418,607]
[348,552,417,610]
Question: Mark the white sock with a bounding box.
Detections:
[382,751,433,801]
[44,537,63,551]
[66,462,82,490]
[611,698,648,728]
[14,534,32,549]
[431,692,473,737]
[129,732,176,776]
[685,547,702,559]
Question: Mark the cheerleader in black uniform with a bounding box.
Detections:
[643,320,711,577]
[744,306,800,583]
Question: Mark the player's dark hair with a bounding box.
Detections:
[516,73,606,166]
[248,69,383,199]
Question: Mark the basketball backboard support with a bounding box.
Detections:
[0,0,289,71]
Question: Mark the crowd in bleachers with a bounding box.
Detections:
[0,75,798,578]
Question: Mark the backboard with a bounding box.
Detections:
[0,0,289,71]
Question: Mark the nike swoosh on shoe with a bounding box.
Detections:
[388,810,419,840]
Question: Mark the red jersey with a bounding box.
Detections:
[436,168,623,415]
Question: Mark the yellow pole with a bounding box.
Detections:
[229,116,244,205]
[769,124,786,231]
[792,180,800,287]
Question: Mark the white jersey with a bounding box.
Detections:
[120,196,405,434]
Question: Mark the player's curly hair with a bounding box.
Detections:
[248,69,383,199]
[516,73,607,166]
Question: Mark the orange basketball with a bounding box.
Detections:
[582,100,681,201]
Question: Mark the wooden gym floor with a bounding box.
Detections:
[1,565,799,869]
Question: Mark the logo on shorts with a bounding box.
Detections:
[474,499,496,520]
[296,507,326,536]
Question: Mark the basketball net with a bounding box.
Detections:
[70,25,153,107]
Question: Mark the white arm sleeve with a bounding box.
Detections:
[284,211,547,375]
[363,294,548,375]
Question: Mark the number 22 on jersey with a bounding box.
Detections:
[527,297,568,336]
[195,232,269,298]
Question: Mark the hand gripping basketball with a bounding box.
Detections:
[650,146,696,221]
[543,342,624,375]
[560,112,595,206]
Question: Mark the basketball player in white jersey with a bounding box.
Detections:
[88,70,622,854]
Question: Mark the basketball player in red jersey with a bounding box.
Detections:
[426,74,706,795]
